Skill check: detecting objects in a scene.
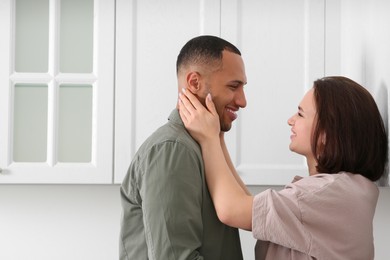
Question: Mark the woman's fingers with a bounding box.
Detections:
[180,88,217,116]
[178,94,191,123]
[205,93,217,115]
[181,88,205,111]
[178,88,220,143]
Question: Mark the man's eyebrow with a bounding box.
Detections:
[298,106,304,112]
[228,80,247,85]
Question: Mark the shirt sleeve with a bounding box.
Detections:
[139,141,204,260]
[252,186,312,254]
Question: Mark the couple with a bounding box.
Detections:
[120,35,387,259]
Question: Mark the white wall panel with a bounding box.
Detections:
[114,0,221,183]
[221,0,326,185]
[335,0,390,186]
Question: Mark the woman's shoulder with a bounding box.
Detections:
[285,173,345,197]
[288,172,339,187]
[287,172,378,198]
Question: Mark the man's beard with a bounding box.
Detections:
[220,118,232,132]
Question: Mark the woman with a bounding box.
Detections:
[178,76,388,259]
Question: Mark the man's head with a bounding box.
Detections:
[176,35,247,132]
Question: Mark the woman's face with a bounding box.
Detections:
[287,88,317,161]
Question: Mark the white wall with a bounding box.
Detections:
[0,185,121,260]
[335,0,390,187]
[0,185,389,260]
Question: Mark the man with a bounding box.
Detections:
[120,35,248,260]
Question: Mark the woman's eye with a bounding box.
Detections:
[298,112,303,117]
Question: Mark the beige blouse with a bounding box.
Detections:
[252,172,379,260]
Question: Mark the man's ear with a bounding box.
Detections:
[186,72,202,93]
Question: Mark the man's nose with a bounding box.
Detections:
[236,88,247,108]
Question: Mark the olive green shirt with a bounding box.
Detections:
[120,109,243,260]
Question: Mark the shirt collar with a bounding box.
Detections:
[292,175,304,183]
[168,109,184,126]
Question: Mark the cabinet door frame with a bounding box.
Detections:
[113,0,221,183]
[220,0,326,185]
[0,0,115,184]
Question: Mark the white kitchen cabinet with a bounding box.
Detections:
[0,0,326,184]
[114,0,327,184]
[4,1,385,186]
[0,0,115,183]
[114,0,222,183]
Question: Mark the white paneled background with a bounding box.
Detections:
[0,0,389,259]
[114,0,329,185]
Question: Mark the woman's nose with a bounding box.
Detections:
[287,116,294,126]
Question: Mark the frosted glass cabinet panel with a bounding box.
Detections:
[58,85,92,163]
[15,0,49,72]
[13,84,48,162]
[0,0,114,183]
[60,0,93,73]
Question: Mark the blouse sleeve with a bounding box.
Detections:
[252,186,312,254]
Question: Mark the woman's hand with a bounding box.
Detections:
[179,88,253,230]
[178,88,220,144]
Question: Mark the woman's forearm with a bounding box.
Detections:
[177,89,253,229]
[219,135,252,196]
[200,137,253,230]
